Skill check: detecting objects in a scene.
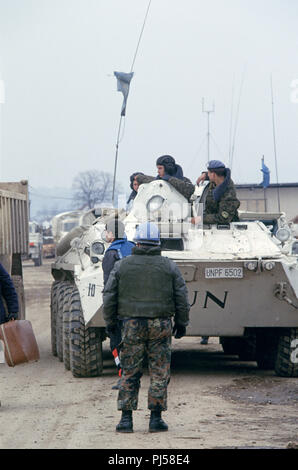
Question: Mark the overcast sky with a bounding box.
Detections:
[0,0,298,194]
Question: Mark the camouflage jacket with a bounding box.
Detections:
[203,179,240,224]
[136,174,195,201]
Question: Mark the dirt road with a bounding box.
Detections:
[0,260,297,449]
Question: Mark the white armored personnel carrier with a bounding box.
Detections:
[50,181,298,378]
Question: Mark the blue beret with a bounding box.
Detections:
[207,160,226,170]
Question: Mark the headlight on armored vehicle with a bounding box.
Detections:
[262,261,275,271]
[147,195,165,212]
[89,241,105,264]
[244,261,258,271]
[91,241,105,255]
[276,227,291,242]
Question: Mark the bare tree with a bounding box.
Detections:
[72,170,114,209]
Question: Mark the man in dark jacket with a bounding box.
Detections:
[103,222,190,433]
[0,263,19,325]
[102,218,135,287]
[135,155,195,201]
[102,218,135,385]
[194,160,240,225]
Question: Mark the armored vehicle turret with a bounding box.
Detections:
[50,181,298,378]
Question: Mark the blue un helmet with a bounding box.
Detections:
[133,222,160,245]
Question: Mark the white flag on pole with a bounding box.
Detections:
[114,72,133,116]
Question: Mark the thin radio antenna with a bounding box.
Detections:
[270,74,281,212]
[202,98,215,164]
[112,0,153,206]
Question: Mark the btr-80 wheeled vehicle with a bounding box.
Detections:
[50,181,298,378]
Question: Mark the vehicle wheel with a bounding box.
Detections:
[56,281,73,362]
[69,287,103,378]
[63,284,76,370]
[256,329,279,370]
[50,281,60,357]
[275,328,298,377]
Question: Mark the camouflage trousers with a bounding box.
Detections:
[117,317,172,411]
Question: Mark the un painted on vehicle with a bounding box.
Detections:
[190,290,228,309]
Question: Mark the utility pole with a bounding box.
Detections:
[202,98,215,163]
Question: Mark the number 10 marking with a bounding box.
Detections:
[88,283,96,297]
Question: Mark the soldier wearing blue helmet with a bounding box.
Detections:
[103,222,190,434]
[195,160,240,225]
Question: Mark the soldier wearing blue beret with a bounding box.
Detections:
[194,160,240,225]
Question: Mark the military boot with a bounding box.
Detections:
[116,410,133,433]
[149,410,168,432]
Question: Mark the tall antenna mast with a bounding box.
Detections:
[202,98,215,163]
[270,74,281,212]
[112,0,152,206]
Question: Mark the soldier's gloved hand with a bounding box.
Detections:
[7,312,18,321]
[173,323,186,339]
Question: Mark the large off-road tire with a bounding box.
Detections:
[275,328,298,377]
[56,281,73,362]
[50,281,60,357]
[256,329,279,370]
[69,287,103,378]
[63,284,76,371]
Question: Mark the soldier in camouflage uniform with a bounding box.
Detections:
[195,160,240,225]
[135,155,195,201]
[194,160,240,347]
[103,222,190,433]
